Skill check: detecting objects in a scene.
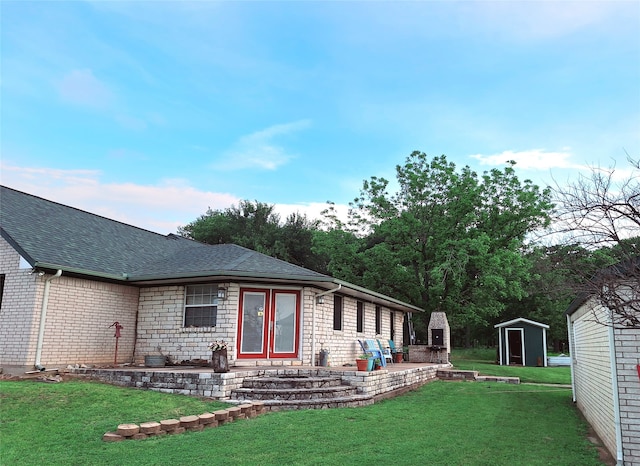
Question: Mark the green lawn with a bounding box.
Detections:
[450,348,572,385]
[0,378,599,466]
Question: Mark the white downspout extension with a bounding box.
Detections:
[34,269,62,370]
[566,314,576,402]
[311,284,342,367]
[608,318,624,465]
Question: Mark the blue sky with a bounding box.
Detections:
[2,1,639,234]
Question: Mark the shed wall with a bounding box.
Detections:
[614,325,640,464]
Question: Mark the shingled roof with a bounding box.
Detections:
[0,186,331,283]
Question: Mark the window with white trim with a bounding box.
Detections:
[184,285,218,327]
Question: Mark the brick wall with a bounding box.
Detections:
[134,283,407,368]
[0,237,139,371]
[135,283,236,364]
[615,326,640,464]
[570,301,618,458]
[300,288,405,367]
[0,238,39,369]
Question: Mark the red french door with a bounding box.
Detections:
[237,288,300,359]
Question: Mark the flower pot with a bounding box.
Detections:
[356,358,369,371]
[211,349,229,373]
[393,352,403,363]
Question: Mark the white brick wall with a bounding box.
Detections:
[300,287,404,366]
[571,297,640,465]
[0,237,139,370]
[135,283,406,368]
[0,238,39,369]
[614,326,640,465]
[571,302,618,458]
[135,283,236,364]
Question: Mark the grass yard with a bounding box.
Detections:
[450,348,572,385]
[0,377,600,466]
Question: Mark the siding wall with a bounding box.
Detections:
[570,300,618,460]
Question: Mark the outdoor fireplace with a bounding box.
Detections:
[427,311,450,363]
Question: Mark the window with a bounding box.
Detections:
[0,274,4,308]
[390,311,395,340]
[184,285,218,327]
[375,306,381,335]
[333,295,343,331]
[356,301,364,333]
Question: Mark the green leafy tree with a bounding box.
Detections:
[333,152,553,346]
[178,201,322,269]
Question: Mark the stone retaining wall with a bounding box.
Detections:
[68,364,449,400]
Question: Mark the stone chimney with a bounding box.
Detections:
[427,312,451,362]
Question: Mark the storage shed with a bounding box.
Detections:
[495,318,549,367]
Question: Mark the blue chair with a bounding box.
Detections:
[364,339,387,367]
[377,339,394,364]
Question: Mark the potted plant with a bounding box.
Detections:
[356,354,370,371]
[373,358,382,370]
[208,340,229,373]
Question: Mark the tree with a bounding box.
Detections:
[178,200,323,269]
[552,157,640,328]
[332,152,554,345]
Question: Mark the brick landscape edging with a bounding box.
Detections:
[102,401,265,442]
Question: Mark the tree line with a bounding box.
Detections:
[178,152,639,348]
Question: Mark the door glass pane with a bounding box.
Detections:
[274,294,296,353]
[241,292,266,353]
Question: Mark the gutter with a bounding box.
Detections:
[311,284,342,367]
[34,269,62,371]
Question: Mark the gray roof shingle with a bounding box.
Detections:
[0,186,330,283]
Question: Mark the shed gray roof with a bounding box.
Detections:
[0,186,423,312]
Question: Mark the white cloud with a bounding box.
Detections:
[217,120,311,171]
[0,164,240,234]
[57,69,113,109]
[470,149,587,171]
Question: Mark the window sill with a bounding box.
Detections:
[180,327,216,333]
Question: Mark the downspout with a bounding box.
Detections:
[34,269,62,370]
[608,319,624,465]
[311,284,342,367]
[566,314,576,402]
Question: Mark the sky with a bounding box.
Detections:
[1,1,639,234]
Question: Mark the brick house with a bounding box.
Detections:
[0,186,422,374]
[566,258,640,465]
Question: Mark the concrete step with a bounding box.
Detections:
[241,375,343,390]
[249,394,374,411]
[231,384,358,401]
[437,369,520,384]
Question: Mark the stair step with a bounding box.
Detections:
[254,394,374,411]
[231,385,358,401]
[241,376,343,390]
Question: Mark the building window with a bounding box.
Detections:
[184,284,218,327]
[356,301,364,333]
[0,274,4,308]
[390,311,395,340]
[333,295,343,331]
[375,306,381,335]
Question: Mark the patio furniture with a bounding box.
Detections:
[376,339,394,364]
[363,339,387,367]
